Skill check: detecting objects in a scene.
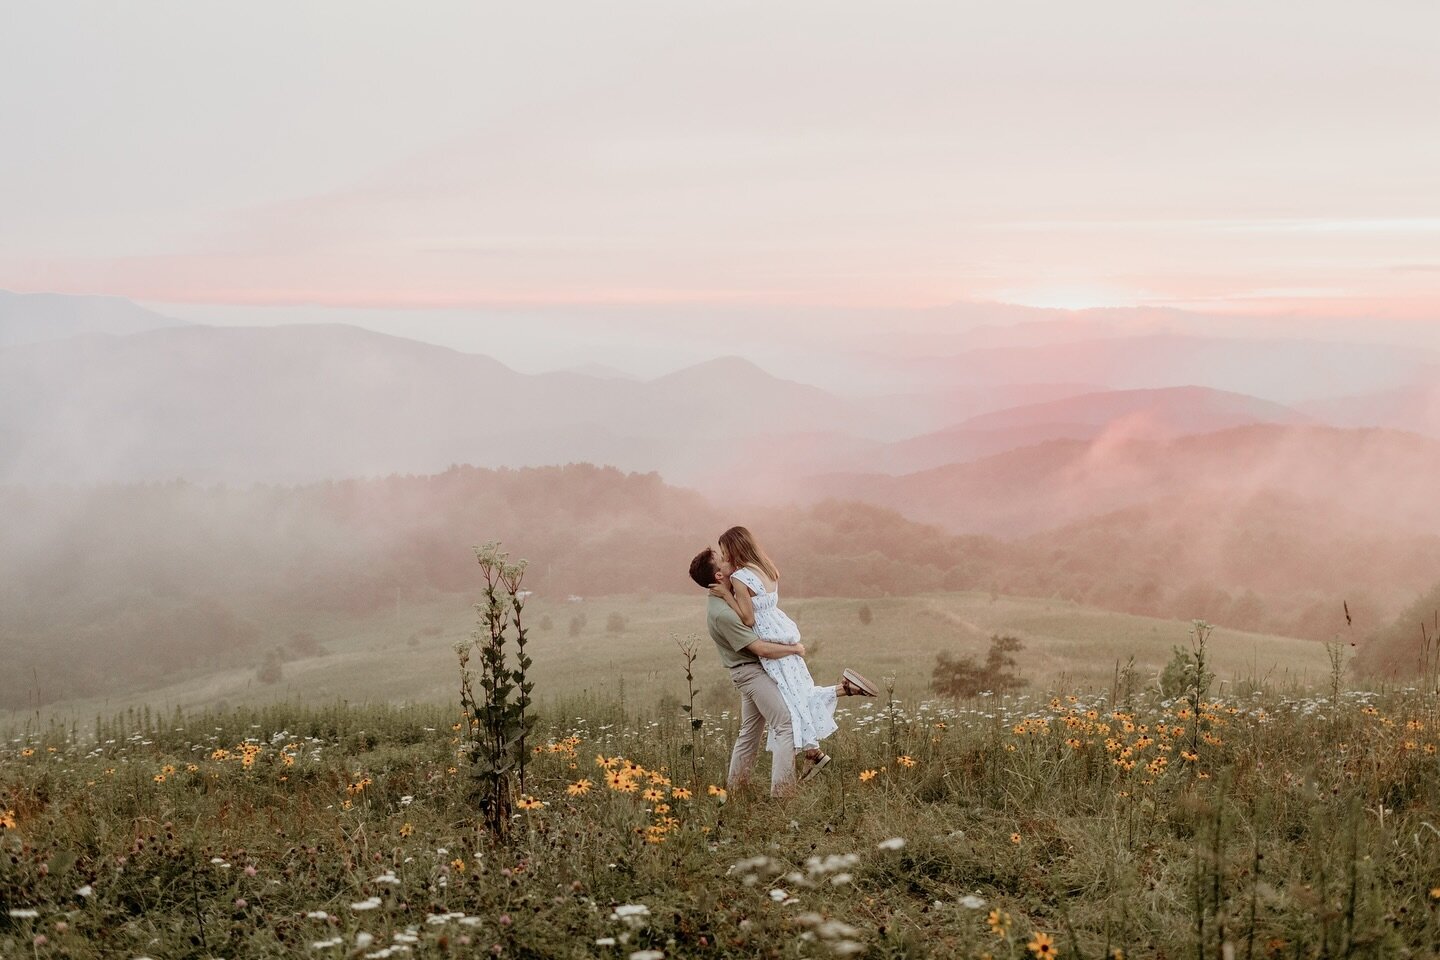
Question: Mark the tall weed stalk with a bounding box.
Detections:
[456,541,534,839]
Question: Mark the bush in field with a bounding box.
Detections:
[569,614,586,637]
[1158,623,1215,700]
[931,634,1026,697]
[539,614,553,631]
[606,612,626,634]
[858,603,873,626]
[287,631,324,657]
[256,650,283,685]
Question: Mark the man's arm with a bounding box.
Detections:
[744,639,806,660]
[713,603,805,660]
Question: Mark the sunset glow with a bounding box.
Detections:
[3,2,1438,323]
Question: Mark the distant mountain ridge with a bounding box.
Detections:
[0,289,187,346]
[889,334,1436,404]
[0,322,905,485]
[810,424,1440,538]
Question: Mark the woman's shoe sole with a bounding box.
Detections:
[842,669,880,697]
[801,753,831,782]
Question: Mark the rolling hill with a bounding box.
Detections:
[810,424,1440,538]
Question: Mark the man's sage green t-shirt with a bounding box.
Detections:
[707,595,759,668]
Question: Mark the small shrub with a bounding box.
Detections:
[256,651,283,685]
[288,631,324,657]
[539,615,554,631]
[931,634,1026,697]
[569,614,586,637]
[606,612,627,634]
[857,604,873,626]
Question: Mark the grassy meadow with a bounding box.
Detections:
[5,591,1334,728]
[5,587,1430,958]
[6,651,1440,957]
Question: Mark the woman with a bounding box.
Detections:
[710,525,879,781]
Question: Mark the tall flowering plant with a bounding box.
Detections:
[456,541,535,838]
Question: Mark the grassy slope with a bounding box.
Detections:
[6,592,1330,728]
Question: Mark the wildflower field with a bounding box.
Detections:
[6,664,1440,958]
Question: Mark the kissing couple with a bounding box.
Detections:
[689,525,879,798]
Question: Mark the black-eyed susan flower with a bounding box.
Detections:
[399,823,414,838]
[641,788,665,803]
[1027,931,1057,957]
[567,778,593,796]
[0,809,16,830]
[670,787,692,800]
[897,755,916,768]
[859,769,878,782]
[1009,832,1022,845]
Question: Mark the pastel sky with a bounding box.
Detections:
[4,1,1440,323]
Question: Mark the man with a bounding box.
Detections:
[689,545,802,798]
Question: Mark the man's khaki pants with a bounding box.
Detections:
[727,661,797,797]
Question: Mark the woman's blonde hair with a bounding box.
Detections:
[718,526,779,582]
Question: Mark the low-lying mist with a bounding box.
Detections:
[3,458,1437,711]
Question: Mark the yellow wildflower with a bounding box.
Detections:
[897,755,917,768]
[859,769,879,782]
[567,779,593,796]
[1028,931,1058,957]
[399,823,414,838]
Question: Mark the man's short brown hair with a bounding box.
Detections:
[688,547,717,589]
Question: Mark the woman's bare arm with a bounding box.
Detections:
[708,579,749,622]
[731,570,757,627]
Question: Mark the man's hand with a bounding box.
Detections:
[709,579,733,599]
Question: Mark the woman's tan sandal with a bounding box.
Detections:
[841,668,880,697]
[801,752,831,782]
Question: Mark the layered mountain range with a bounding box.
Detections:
[5,291,1440,674]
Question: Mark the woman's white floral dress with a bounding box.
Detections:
[730,566,838,752]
